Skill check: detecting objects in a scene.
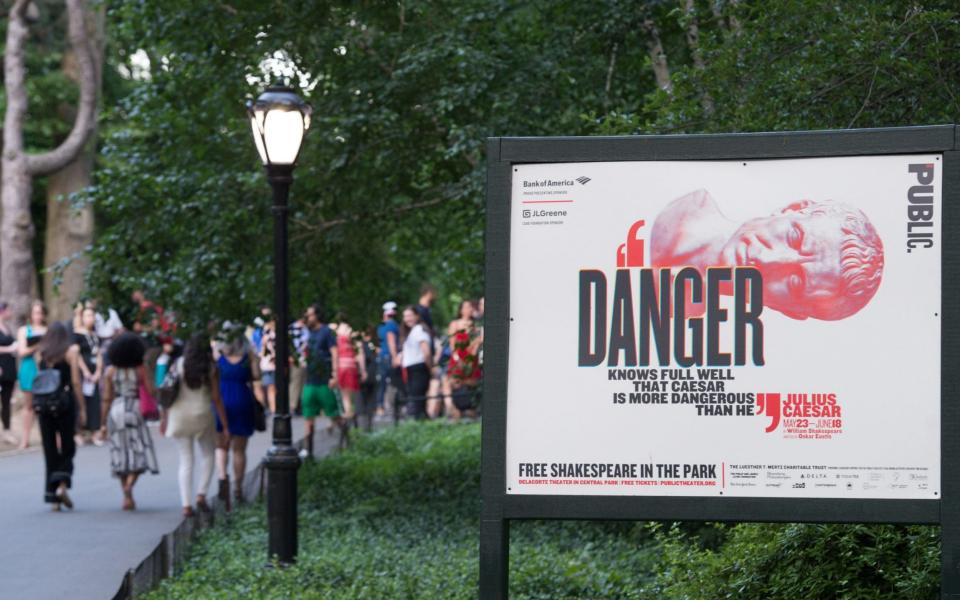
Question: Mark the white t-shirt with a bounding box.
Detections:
[401,324,430,368]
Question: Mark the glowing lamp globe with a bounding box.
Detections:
[247,86,312,166]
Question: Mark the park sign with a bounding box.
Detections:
[512,155,939,500]
[480,126,960,599]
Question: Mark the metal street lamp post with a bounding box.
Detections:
[247,86,312,564]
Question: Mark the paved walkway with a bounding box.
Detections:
[0,395,43,452]
[0,415,325,600]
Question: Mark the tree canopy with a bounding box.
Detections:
[87,0,960,331]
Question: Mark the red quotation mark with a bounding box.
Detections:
[616,220,646,268]
[756,393,781,433]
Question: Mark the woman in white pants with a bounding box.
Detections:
[161,334,229,517]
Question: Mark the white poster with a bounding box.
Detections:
[506,155,941,499]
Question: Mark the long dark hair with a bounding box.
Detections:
[182,333,212,390]
[457,299,476,321]
[38,321,72,365]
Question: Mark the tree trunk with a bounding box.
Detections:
[1,163,35,322]
[1,0,98,323]
[43,153,95,321]
[2,0,35,321]
[684,0,715,116]
[641,17,672,93]
[603,42,619,110]
[43,6,104,322]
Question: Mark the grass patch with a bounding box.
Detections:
[144,421,659,599]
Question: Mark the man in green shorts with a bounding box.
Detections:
[301,303,340,458]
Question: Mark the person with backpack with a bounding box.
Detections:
[301,303,341,456]
[376,302,400,418]
[160,334,230,517]
[34,322,84,510]
[100,332,160,510]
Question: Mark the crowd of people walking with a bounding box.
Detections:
[0,284,484,516]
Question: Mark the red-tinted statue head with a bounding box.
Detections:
[650,191,884,321]
[718,200,883,320]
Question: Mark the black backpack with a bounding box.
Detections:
[32,364,71,416]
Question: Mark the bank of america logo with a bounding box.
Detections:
[576,176,591,185]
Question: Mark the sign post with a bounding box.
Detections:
[480,126,960,599]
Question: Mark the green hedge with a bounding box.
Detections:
[650,521,938,599]
[144,422,939,599]
[144,422,658,599]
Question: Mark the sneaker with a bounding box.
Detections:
[298,448,309,459]
[1,431,18,445]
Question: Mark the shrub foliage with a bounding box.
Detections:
[144,422,658,599]
[144,422,940,599]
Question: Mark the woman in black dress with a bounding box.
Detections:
[0,302,18,445]
[74,305,103,445]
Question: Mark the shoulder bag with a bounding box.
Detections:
[157,358,182,409]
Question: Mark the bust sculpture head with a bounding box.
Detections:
[651,191,884,321]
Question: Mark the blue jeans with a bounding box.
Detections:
[376,353,393,409]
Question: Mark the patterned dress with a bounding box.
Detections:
[108,368,159,477]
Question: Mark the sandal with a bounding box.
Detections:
[56,488,73,510]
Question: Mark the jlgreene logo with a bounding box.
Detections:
[520,206,568,226]
[524,209,567,218]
